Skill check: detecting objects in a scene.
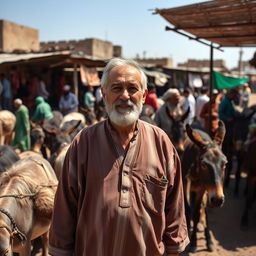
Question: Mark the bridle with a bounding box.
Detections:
[0,208,27,256]
[0,208,26,241]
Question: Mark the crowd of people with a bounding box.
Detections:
[0,68,254,154]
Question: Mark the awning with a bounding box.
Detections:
[144,70,170,86]
[155,0,256,48]
[0,51,107,67]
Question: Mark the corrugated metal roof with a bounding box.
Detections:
[0,51,71,65]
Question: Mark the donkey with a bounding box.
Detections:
[226,105,256,195]
[0,110,16,145]
[166,107,190,156]
[182,121,227,252]
[0,156,58,256]
[0,145,20,173]
[240,136,256,227]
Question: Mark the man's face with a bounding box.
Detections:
[101,65,147,127]
[14,102,20,109]
[168,94,180,106]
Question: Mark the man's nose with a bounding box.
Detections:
[120,89,130,100]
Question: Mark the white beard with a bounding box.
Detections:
[105,99,143,127]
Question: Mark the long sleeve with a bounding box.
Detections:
[163,148,190,254]
[49,142,79,256]
[200,102,209,119]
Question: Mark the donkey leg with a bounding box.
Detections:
[19,241,32,256]
[234,150,243,196]
[189,202,201,253]
[241,177,254,227]
[41,231,49,256]
[204,207,215,251]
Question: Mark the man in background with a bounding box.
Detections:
[144,83,159,111]
[59,85,79,115]
[195,87,209,128]
[12,98,30,152]
[0,73,12,111]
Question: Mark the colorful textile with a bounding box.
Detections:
[144,92,159,110]
[218,96,236,122]
[213,71,249,90]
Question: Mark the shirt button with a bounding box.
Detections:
[123,171,129,176]
[122,188,128,193]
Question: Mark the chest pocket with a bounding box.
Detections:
[141,174,168,216]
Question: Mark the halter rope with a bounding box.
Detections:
[0,208,26,241]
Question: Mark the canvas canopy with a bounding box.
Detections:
[213,71,249,90]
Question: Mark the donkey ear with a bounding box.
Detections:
[186,124,209,148]
[213,120,226,146]
[181,107,190,122]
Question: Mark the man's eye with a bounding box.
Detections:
[112,87,122,92]
[128,87,138,93]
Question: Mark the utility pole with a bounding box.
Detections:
[238,47,244,77]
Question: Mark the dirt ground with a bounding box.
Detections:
[181,175,256,256]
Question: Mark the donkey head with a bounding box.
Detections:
[186,121,227,207]
[168,107,190,155]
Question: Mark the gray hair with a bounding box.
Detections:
[14,98,22,105]
[101,58,147,91]
[162,88,180,102]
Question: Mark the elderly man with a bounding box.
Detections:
[49,58,189,256]
[12,98,30,152]
[154,88,183,137]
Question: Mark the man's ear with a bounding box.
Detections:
[101,87,106,101]
[142,89,148,104]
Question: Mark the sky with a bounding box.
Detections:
[1,0,255,69]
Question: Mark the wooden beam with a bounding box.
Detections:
[177,22,256,31]
[200,35,256,40]
[165,26,223,51]
[160,5,256,18]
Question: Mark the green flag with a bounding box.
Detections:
[213,71,249,90]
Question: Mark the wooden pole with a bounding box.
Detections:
[73,64,78,97]
[208,44,213,136]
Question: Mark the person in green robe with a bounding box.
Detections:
[32,96,53,124]
[12,98,31,152]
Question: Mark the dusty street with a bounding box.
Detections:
[182,176,256,256]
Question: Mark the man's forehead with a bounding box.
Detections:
[109,65,141,78]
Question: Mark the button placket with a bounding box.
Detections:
[119,125,139,208]
[120,167,131,207]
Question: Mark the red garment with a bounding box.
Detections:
[200,100,220,135]
[144,92,159,110]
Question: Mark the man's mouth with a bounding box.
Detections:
[115,103,133,113]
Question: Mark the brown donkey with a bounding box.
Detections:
[0,156,57,256]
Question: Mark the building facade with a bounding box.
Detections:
[0,20,39,53]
